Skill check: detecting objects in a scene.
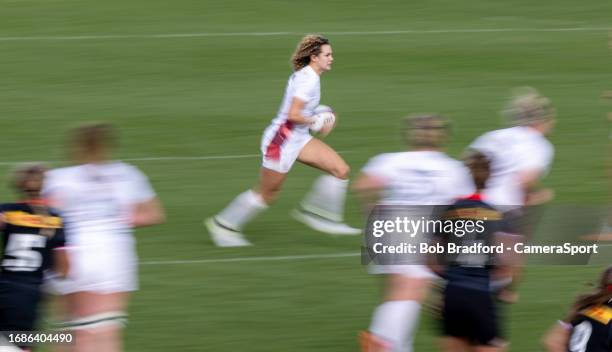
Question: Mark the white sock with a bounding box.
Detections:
[369,300,422,352]
[300,175,348,222]
[215,190,268,231]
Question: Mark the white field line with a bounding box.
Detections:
[140,252,361,265]
[0,27,610,42]
[0,151,356,166]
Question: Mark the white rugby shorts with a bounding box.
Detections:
[45,240,138,295]
[260,121,312,173]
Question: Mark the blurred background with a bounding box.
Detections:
[0,0,610,350]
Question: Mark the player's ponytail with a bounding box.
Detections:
[291,34,330,71]
[566,266,612,321]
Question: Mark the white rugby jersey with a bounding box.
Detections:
[361,151,474,205]
[43,162,156,245]
[469,126,554,207]
[270,65,320,134]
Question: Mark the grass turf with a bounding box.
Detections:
[1,0,610,350]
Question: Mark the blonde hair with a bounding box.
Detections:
[291,34,330,71]
[403,114,450,148]
[503,87,555,126]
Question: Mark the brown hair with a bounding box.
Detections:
[566,266,612,321]
[463,151,491,190]
[291,34,330,71]
[10,163,47,198]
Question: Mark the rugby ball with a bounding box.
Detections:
[310,105,336,137]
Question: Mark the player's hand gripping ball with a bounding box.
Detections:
[309,105,336,137]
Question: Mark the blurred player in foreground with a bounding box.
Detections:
[468,87,556,302]
[469,87,555,208]
[542,266,612,352]
[0,164,69,352]
[433,152,509,352]
[206,34,360,247]
[43,123,165,352]
[354,115,474,352]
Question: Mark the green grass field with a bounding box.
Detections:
[1,0,611,350]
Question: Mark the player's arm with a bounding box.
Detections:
[352,173,386,214]
[581,233,612,241]
[519,169,554,205]
[53,248,70,278]
[426,235,445,276]
[131,197,166,227]
[353,155,392,212]
[287,97,317,125]
[519,141,555,205]
[541,321,571,352]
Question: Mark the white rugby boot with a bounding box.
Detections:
[291,209,361,235]
[204,217,252,247]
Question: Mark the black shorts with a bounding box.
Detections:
[442,284,503,346]
[0,280,42,332]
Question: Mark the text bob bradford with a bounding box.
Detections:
[370,242,599,255]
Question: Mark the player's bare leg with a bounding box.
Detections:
[359,330,393,352]
[493,232,525,303]
[474,345,507,352]
[254,167,289,205]
[49,294,72,352]
[293,138,360,235]
[67,291,129,352]
[297,138,350,180]
[441,337,470,352]
[93,293,128,352]
[383,274,430,301]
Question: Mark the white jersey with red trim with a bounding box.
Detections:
[469,126,554,207]
[259,65,320,173]
[361,151,474,205]
[270,65,320,135]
